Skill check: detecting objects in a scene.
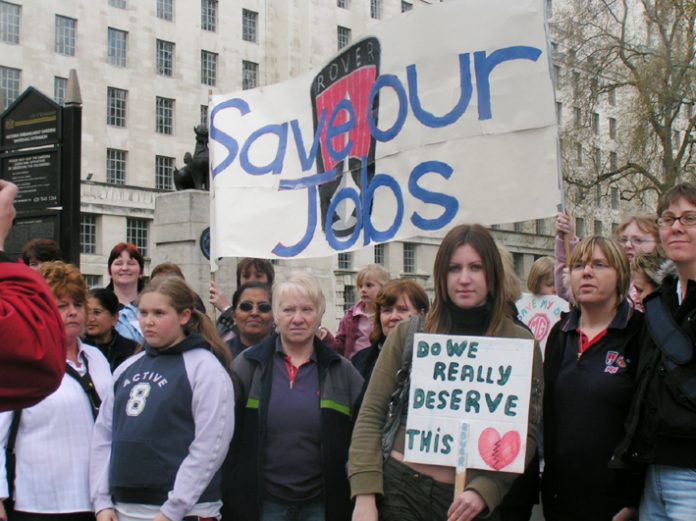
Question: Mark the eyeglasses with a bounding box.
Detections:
[657,212,696,228]
[238,301,272,313]
[571,260,611,272]
[618,236,655,246]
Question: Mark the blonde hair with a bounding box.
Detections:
[356,264,390,287]
[631,252,665,289]
[138,277,232,371]
[568,236,630,306]
[527,257,555,295]
[273,271,326,318]
[616,215,659,242]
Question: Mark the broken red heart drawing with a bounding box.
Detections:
[478,427,521,470]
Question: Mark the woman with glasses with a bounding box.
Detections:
[225,272,363,521]
[225,282,275,357]
[554,214,659,307]
[614,183,696,520]
[542,237,643,521]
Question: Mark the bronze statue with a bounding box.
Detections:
[174,125,209,191]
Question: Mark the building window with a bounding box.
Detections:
[594,220,603,235]
[201,0,217,32]
[200,104,208,125]
[608,117,617,140]
[371,0,382,19]
[242,60,258,90]
[156,96,174,134]
[610,151,618,171]
[157,0,173,20]
[0,1,20,44]
[201,50,218,86]
[126,218,149,257]
[107,87,127,127]
[156,39,174,76]
[545,0,553,18]
[611,187,619,209]
[242,9,257,42]
[574,107,581,128]
[403,243,416,273]
[536,219,546,235]
[401,1,413,12]
[374,243,385,265]
[572,71,580,98]
[155,155,175,191]
[0,66,20,109]
[555,101,562,125]
[53,76,67,105]
[55,15,76,56]
[343,285,355,313]
[593,147,601,167]
[83,274,101,288]
[107,27,127,67]
[576,142,583,165]
[338,252,352,270]
[592,112,599,135]
[80,214,97,254]
[337,26,351,51]
[608,87,616,106]
[553,65,561,89]
[109,0,127,8]
[576,217,585,237]
[513,253,524,277]
[106,148,127,185]
[338,0,350,8]
[514,221,525,233]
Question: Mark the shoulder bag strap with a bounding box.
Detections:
[64,355,102,419]
[6,410,22,499]
[644,296,694,366]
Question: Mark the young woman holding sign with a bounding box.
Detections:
[542,236,643,521]
[348,224,543,521]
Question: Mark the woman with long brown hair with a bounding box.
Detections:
[349,224,543,521]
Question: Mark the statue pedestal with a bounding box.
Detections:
[151,190,236,314]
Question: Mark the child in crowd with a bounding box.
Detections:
[90,276,235,521]
[328,264,389,359]
[630,252,665,308]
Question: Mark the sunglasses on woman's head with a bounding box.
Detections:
[238,301,272,313]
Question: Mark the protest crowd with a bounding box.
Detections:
[2,173,696,521]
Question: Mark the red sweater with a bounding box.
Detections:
[0,254,66,411]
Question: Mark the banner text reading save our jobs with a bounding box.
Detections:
[209,0,561,259]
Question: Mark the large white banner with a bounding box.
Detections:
[209,0,561,260]
[404,333,535,473]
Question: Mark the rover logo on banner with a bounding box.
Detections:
[209,0,561,260]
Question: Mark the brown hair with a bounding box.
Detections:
[370,279,430,344]
[137,276,232,372]
[21,239,63,265]
[425,224,506,336]
[527,256,555,295]
[236,258,275,286]
[38,261,88,306]
[657,182,696,216]
[151,262,185,279]
[568,236,630,306]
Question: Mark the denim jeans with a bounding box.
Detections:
[260,498,325,521]
[640,464,696,521]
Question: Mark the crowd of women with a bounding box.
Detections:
[2,182,696,521]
